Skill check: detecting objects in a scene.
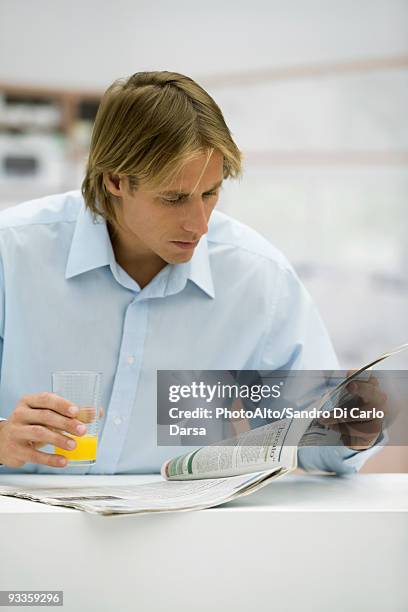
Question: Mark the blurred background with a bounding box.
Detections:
[0,0,407,470]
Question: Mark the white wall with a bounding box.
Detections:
[0,0,407,88]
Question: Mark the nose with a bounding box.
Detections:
[180,197,209,238]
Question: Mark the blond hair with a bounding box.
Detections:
[81,71,243,225]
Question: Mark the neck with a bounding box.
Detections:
[108,223,167,289]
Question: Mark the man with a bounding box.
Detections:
[0,71,382,474]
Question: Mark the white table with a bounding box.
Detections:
[0,474,407,612]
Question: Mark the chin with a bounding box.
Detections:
[167,251,194,264]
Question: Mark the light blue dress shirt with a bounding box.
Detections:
[0,190,380,474]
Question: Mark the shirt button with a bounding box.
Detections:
[127,355,135,365]
[113,416,122,426]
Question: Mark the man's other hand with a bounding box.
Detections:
[318,372,386,451]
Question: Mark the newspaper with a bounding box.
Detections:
[161,414,302,480]
[0,467,289,516]
[0,414,298,515]
[0,343,406,515]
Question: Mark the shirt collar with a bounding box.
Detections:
[65,203,215,299]
[185,235,215,298]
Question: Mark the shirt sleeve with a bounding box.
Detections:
[258,263,383,474]
[0,257,5,470]
[0,252,4,422]
[258,264,339,371]
[298,438,385,475]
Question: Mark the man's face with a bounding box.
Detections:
[109,150,224,265]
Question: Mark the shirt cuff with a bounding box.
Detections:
[298,432,386,475]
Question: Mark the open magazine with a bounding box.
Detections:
[0,343,406,516]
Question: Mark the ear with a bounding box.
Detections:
[103,173,123,197]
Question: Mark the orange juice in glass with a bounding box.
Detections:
[52,371,102,466]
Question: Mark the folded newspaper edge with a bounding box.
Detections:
[0,466,291,516]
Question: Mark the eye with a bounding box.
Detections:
[160,195,187,206]
[161,191,218,206]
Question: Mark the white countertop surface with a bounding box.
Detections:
[1,473,407,612]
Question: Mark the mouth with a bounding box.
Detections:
[170,240,199,250]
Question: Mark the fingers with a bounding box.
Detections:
[320,371,387,429]
[318,413,383,450]
[340,434,380,451]
[77,407,96,424]
[20,407,88,436]
[339,420,382,450]
[338,419,383,438]
[21,392,79,417]
[24,447,68,468]
[0,421,69,468]
[319,412,375,426]
[318,399,385,425]
[18,424,78,453]
[346,380,387,406]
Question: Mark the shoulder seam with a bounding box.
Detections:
[0,219,77,232]
[206,235,289,269]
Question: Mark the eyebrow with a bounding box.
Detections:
[159,179,223,197]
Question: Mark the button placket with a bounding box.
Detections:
[94,299,149,473]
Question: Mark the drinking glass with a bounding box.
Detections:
[52,371,102,466]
